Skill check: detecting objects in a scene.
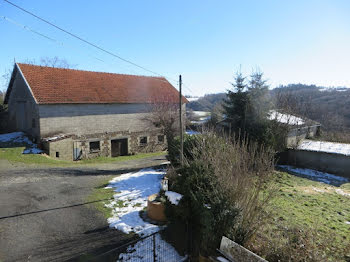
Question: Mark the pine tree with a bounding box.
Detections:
[248,71,271,122]
[223,71,249,131]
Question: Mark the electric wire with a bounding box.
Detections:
[2,0,194,95]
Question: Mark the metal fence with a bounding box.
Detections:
[91,231,187,262]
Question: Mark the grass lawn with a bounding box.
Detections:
[86,176,116,219]
[0,145,166,167]
[251,171,350,261]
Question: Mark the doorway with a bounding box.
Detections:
[111,138,128,157]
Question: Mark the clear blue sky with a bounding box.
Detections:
[1,0,350,96]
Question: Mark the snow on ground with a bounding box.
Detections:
[118,233,186,262]
[186,130,200,135]
[105,168,185,261]
[106,168,165,236]
[186,97,200,102]
[268,110,304,125]
[319,87,348,92]
[0,132,42,154]
[278,165,349,186]
[298,139,350,156]
[192,111,210,117]
[165,191,183,205]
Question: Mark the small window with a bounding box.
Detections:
[139,136,148,146]
[56,152,59,158]
[32,118,36,128]
[90,141,100,152]
[157,135,164,143]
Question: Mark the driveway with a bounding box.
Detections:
[0,155,167,262]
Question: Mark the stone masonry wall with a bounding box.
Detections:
[44,138,73,161]
[76,130,166,159]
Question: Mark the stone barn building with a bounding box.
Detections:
[4,63,187,160]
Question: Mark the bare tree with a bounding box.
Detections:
[145,95,181,151]
[39,56,72,68]
[2,57,74,92]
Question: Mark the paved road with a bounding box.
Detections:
[0,155,167,262]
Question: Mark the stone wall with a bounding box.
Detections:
[279,149,350,179]
[43,137,74,161]
[39,103,154,137]
[37,102,181,160]
[38,103,186,138]
[76,130,167,159]
[287,125,320,147]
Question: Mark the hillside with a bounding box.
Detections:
[186,93,226,111]
[271,84,350,131]
[188,84,350,132]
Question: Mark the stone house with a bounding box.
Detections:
[4,63,187,160]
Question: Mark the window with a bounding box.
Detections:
[139,136,148,146]
[56,152,59,158]
[157,135,164,143]
[32,118,36,128]
[89,141,100,152]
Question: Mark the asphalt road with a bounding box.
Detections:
[0,155,167,262]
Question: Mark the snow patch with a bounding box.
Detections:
[187,97,200,102]
[106,168,185,261]
[0,132,42,154]
[186,130,200,135]
[268,110,304,125]
[117,233,185,261]
[335,189,350,197]
[298,139,350,156]
[106,168,165,236]
[165,191,183,205]
[278,165,349,186]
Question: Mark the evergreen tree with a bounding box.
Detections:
[224,70,286,150]
[223,71,249,131]
[247,71,271,122]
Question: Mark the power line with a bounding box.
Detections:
[4,0,169,79]
[1,14,181,87]
[3,0,195,94]
[1,15,109,65]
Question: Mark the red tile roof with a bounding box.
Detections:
[16,63,187,104]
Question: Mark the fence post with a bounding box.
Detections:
[153,233,156,262]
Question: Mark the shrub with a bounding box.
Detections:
[166,131,275,257]
[167,134,199,166]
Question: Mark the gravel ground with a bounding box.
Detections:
[0,155,167,262]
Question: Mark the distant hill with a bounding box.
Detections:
[270,84,350,131]
[187,93,226,111]
[188,84,350,131]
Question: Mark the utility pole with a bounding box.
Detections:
[179,75,184,166]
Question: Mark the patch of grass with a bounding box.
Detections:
[252,171,350,261]
[86,176,115,219]
[0,144,166,167]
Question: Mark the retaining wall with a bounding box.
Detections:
[278,149,350,178]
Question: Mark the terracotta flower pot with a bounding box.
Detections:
[147,193,167,222]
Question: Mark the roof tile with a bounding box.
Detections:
[17,63,187,104]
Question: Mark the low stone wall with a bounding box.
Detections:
[43,137,74,161]
[278,149,350,179]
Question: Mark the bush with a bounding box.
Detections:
[166,131,275,257]
[167,134,199,166]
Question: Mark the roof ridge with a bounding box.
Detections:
[16,63,168,80]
